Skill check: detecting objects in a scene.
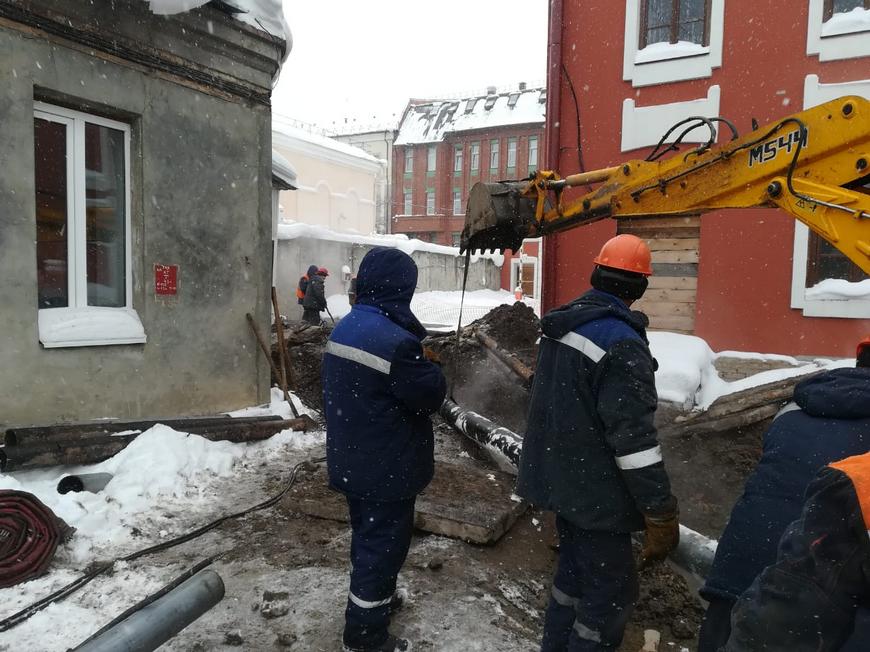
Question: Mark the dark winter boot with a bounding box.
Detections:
[343,633,411,652]
[389,589,407,614]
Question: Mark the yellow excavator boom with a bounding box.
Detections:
[461,96,870,275]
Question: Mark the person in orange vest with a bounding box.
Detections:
[725,445,870,651]
[297,265,319,305]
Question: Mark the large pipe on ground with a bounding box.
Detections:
[439,398,717,577]
[475,330,534,386]
[72,569,225,652]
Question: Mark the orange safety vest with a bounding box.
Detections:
[296,274,308,300]
[830,451,870,532]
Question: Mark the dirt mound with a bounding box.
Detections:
[471,302,541,367]
[634,553,705,646]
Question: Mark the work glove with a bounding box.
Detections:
[640,509,679,568]
[423,346,442,366]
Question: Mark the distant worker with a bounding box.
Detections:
[322,247,446,652]
[698,336,870,651]
[297,264,318,305]
[725,448,870,652]
[302,267,328,325]
[516,234,679,651]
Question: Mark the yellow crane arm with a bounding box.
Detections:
[462,96,870,275]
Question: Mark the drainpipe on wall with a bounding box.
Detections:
[542,0,563,315]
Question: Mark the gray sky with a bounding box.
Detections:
[273,0,548,131]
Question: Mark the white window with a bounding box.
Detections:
[621,85,721,152]
[507,138,517,169]
[807,0,870,61]
[452,232,461,247]
[453,191,463,215]
[528,136,539,169]
[470,142,480,171]
[790,74,870,318]
[426,191,435,215]
[33,102,144,348]
[427,146,436,172]
[490,140,500,169]
[623,0,724,87]
[454,145,463,172]
[403,192,412,215]
[405,148,413,173]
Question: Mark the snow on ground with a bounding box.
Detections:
[0,392,324,651]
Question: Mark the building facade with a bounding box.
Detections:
[273,122,384,236]
[392,87,545,247]
[544,0,870,356]
[0,0,285,426]
[333,129,396,234]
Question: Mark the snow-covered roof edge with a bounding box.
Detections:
[271,149,297,190]
[272,124,385,173]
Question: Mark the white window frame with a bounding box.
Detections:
[470,142,480,171]
[621,85,721,152]
[453,191,463,215]
[790,74,870,318]
[426,191,435,215]
[623,0,725,87]
[507,138,517,169]
[404,147,413,173]
[454,145,463,172]
[403,191,413,215]
[490,140,500,169]
[427,145,436,172]
[510,249,541,300]
[807,0,870,61]
[528,136,538,169]
[34,102,145,348]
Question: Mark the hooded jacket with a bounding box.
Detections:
[303,273,327,312]
[702,367,870,603]
[515,289,675,532]
[323,247,446,501]
[297,264,318,304]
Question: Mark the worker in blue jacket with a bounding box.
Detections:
[698,337,870,651]
[323,246,446,652]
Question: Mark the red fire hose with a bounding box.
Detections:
[0,490,71,588]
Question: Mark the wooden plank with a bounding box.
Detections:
[619,216,701,230]
[652,262,698,277]
[635,301,695,317]
[647,276,697,290]
[641,288,697,303]
[652,249,700,264]
[647,238,701,251]
[648,315,696,331]
[625,228,702,241]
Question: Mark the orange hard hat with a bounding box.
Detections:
[593,234,653,276]
[858,336,870,357]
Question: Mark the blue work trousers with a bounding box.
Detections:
[540,517,638,652]
[343,496,416,650]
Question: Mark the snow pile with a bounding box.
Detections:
[806,278,870,300]
[634,40,708,64]
[38,307,145,347]
[146,0,290,43]
[277,221,504,265]
[822,6,870,37]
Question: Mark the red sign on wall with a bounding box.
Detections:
[155,264,178,295]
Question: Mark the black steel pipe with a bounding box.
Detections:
[57,472,114,495]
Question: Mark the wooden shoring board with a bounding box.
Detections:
[286,461,526,545]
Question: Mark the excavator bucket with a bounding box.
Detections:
[460,181,539,253]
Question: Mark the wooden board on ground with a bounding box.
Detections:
[286,461,526,545]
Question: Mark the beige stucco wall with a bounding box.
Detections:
[273,130,383,235]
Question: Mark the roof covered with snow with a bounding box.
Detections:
[272,122,384,169]
[271,148,297,190]
[394,87,546,146]
[146,0,290,46]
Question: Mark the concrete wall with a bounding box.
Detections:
[275,237,501,321]
[0,5,276,427]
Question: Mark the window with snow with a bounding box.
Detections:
[427,146,436,173]
[454,145,463,173]
[426,191,435,215]
[33,102,143,347]
[470,143,480,172]
[806,235,869,289]
[808,0,870,60]
[640,0,709,49]
[824,0,870,21]
[403,192,412,215]
[507,138,518,170]
[453,191,463,215]
[489,140,500,170]
[452,232,461,247]
[404,148,413,174]
[528,136,538,171]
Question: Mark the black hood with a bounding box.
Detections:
[794,367,870,419]
[541,289,649,340]
[306,265,319,277]
[355,247,426,340]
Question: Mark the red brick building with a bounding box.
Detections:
[543,0,870,356]
[391,86,545,250]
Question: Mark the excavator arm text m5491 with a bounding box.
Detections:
[461,96,870,276]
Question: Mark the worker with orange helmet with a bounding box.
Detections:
[516,233,679,652]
